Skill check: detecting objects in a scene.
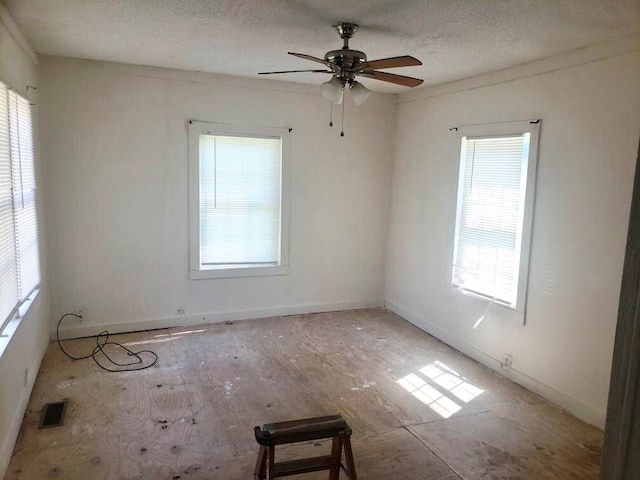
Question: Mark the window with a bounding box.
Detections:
[452,120,540,313]
[0,81,40,331]
[188,121,290,279]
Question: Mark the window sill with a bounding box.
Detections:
[451,286,526,325]
[453,286,513,309]
[0,289,39,359]
[190,264,289,280]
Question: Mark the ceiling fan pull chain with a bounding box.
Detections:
[340,100,345,137]
[329,102,333,127]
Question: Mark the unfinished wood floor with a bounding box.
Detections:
[6,309,602,479]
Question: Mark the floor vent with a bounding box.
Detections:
[38,400,68,429]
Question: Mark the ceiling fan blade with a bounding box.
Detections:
[359,55,422,70]
[288,52,336,68]
[258,69,331,75]
[360,70,424,87]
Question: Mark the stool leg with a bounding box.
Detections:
[329,435,343,480]
[267,446,275,480]
[254,445,266,480]
[343,434,357,480]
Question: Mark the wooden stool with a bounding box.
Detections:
[253,414,357,480]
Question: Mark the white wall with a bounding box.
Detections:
[0,6,50,478]
[39,56,396,338]
[386,42,640,428]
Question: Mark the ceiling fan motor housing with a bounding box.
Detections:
[325,49,367,81]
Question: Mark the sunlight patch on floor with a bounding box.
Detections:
[154,329,207,338]
[397,361,484,418]
[121,328,208,346]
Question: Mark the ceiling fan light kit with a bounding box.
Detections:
[320,76,344,103]
[350,81,371,106]
[259,22,424,135]
[320,78,370,106]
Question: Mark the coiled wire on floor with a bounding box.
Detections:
[56,313,158,372]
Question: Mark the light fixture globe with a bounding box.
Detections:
[321,76,344,103]
[350,81,371,106]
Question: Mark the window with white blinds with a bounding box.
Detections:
[189,121,290,279]
[0,81,40,331]
[452,121,540,313]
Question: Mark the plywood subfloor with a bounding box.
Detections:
[5,309,602,479]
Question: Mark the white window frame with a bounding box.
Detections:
[0,82,41,335]
[451,119,540,315]
[188,121,291,280]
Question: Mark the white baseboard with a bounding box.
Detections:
[52,299,386,340]
[0,347,45,479]
[386,298,605,429]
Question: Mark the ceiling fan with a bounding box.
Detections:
[259,22,424,107]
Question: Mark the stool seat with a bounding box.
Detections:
[255,415,351,446]
[253,414,357,479]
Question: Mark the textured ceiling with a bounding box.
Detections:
[4,0,640,93]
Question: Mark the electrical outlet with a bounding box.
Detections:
[76,309,84,321]
[177,308,185,317]
[502,353,513,370]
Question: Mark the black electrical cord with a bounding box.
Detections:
[56,313,158,372]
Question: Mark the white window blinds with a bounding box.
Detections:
[0,81,40,330]
[199,134,282,267]
[452,134,530,307]
[0,83,19,327]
